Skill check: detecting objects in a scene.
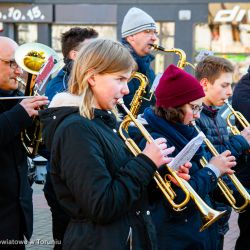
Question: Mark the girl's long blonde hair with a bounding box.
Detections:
[68,38,136,119]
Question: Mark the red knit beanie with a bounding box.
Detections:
[155,64,205,108]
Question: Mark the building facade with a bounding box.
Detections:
[1,0,250,79]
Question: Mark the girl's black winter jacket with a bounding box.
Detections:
[40,106,158,250]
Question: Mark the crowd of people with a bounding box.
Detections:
[1,6,250,250]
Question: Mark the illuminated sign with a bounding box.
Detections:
[214,5,250,23]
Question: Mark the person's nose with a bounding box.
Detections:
[194,112,201,119]
[122,83,130,96]
[15,66,23,75]
[226,85,233,97]
[151,33,157,41]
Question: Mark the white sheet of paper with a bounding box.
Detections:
[168,131,205,171]
[150,73,163,93]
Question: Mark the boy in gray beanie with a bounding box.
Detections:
[120,7,158,115]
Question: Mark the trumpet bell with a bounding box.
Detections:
[200,209,226,232]
[15,42,61,75]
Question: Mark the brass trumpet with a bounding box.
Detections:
[225,99,250,135]
[192,121,250,212]
[150,44,195,70]
[118,99,226,232]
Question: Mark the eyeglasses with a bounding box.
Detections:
[144,29,158,37]
[189,103,203,115]
[0,57,20,70]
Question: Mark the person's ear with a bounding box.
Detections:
[87,70,96,87]
[200,78,209,91]
[87,75,95,87]
[68,50,78,60]
[126,35,134,43]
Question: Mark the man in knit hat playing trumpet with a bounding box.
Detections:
[120,7,158,115]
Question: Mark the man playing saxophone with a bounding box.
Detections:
[120,7,157,115]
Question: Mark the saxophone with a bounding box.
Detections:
[150,44,195,70]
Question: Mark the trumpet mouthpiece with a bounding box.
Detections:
[117,98,124,105]
[190,121,196,126]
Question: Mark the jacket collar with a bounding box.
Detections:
[143,107,204,160]
[202,103,219,118]
[121,38,155,63]
[94,109,117,129]
[0,88,23,97]
[40,106,118,151]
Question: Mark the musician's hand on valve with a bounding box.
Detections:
[142,137,175,168]
[209,150,236,176]
[168,162,191,186]
[177,162,192,181]
[240,126,250,145]
[20,96,49,117]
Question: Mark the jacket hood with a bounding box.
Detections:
[39,92,81,151]
[39,106,79,151]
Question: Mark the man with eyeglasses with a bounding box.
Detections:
[120,7,158,115]
[0,36,48,248]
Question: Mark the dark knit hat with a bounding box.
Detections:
[155,64,205,108]
[121,7,156,38]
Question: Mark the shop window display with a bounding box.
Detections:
[195,3,250,82]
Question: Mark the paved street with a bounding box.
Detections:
[28,183,240,250]
[27,184,53,249]
[224,211,239,250]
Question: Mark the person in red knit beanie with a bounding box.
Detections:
[137,64,236,250]
[155,64,205,109]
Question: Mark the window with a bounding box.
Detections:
[153,22,175,74]
[17,24,37,44]
[194,3,250,82]
[52,24,116,59]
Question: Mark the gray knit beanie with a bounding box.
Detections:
[121,7,156,38]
